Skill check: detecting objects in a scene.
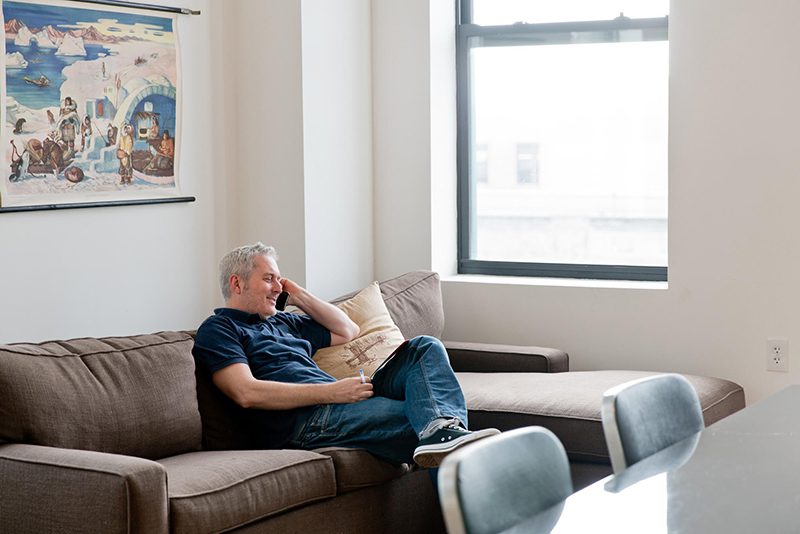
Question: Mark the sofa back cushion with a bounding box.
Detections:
[332,271,444,340]
[0,331,201,459]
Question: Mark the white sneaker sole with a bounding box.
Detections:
[413,428,500,468]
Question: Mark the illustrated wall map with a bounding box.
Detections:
[1,0,181,207]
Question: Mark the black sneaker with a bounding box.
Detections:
[413,424,500,468]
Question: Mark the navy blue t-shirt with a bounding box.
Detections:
[193,308,334,448]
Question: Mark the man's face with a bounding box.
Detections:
[238,254,283,318]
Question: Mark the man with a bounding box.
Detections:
[106,124,118,147]
[59,97,78,154]
[117,124,134,185]
[80,116,92,152]
[193,242,499,467]
[145,130,174,172]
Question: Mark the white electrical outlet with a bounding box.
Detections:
[766,338,789,372]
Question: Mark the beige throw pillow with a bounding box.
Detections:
[314,282,405,380]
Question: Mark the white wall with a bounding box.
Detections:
[301,0,374,299]
[372,0,457,277]
[371,0,800,404]
[229,0,308,285]
[0,0,222,343]
[372,0,434,276]
[231,0,374,299]
[428,0,458,275]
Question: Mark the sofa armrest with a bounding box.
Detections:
[0,443,168,534]
[444,341,569,373]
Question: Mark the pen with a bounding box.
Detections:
[359,368,366,384]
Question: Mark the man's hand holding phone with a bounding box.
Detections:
[275,278,302,311]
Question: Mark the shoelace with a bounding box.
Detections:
[420,417,466,439]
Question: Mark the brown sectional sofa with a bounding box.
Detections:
[0,271,745,532]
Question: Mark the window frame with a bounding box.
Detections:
[456,1,669,281]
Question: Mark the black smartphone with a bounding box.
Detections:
[276,291,289,311]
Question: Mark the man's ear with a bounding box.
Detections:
[230,274,243,295]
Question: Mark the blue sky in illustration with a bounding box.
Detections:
[3,1,172,34]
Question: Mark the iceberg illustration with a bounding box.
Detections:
[34,29,58,48]
[55,33,87,57]
[13,25,33,46]
[6,51,28,69]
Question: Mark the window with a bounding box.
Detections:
[516,143,539,185]
[475,143,489,184]
[457,0,669,281]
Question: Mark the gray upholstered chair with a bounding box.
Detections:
[437,426,573,534]
[601,373,704,474]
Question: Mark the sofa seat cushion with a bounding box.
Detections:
[458,370,745,463]
[160,450,336,534]
[0,331,201,459]
[314,447,410,493]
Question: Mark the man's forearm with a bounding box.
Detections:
[290,288,359,341]
[212,364,372,409]
[238,379,336,409]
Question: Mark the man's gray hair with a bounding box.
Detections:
[219,242,278,301]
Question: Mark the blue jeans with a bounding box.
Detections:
[287,336,468,465]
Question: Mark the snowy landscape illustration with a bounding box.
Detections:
[1,0,179,207]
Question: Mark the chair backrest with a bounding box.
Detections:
[601,373,704,474]
[438,426,573,534]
